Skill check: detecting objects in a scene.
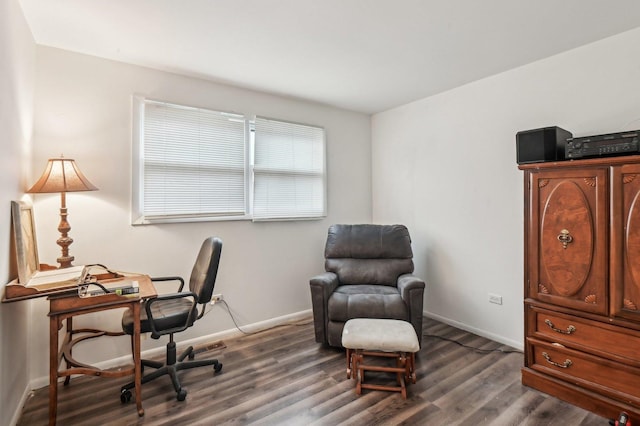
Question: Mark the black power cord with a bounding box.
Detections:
[204,299,312,336]
[424,333,522,354]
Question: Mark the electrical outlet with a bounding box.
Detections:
[488,293,503,305]
[210,294,223,305]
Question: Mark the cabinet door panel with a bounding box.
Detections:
[612,164,640,320]
[528,168,608,314]
[540,180,593,296]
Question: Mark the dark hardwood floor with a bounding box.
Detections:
[18,317,608,425]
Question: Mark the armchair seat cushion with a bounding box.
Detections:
[328,285,407,322]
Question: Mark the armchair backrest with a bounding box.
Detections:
[324,224,414,286]
[189,237,223,304]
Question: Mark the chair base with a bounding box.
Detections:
[120,340,222,402]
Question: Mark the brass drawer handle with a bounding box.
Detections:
[544,319,576,335]
[542,352,572,368]
[557,229,573,249]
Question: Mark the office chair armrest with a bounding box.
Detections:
[151,276,186,292]
[144,291,198,339]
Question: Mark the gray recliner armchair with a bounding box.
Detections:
[310,224,425,348]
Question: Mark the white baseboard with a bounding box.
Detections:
[9,385,33,426]
[424,311,524,352]
[26,309,312,392]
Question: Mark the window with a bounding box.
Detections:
[253,117,326,220]
[132,97,248,223]
[132,97,326,224]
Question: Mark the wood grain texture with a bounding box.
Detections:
[17,317,607,425]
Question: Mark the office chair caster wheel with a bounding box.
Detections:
[120,389,132,403]
[214,362,223,373]
[177,389,187,401]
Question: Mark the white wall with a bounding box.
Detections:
[0,0,36,424]
[28,47,372,380]
[372,27,640,349]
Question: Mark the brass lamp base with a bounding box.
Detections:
[56,201,75,269]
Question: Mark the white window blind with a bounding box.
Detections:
[141,100,246,220]
[253,117,326,220]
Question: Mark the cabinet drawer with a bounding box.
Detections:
[529,307,640,364]
[528,338,640,405]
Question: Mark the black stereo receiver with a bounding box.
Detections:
[566,130,640,159]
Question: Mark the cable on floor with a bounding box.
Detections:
[424,333,522,354]
[202,298,312,336]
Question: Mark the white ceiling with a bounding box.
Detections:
[18,0,640,114]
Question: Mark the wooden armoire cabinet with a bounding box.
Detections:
[520,156,640,420]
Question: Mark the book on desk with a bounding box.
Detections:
[78,277,140,298]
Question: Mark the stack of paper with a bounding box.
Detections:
[25,265,85,287]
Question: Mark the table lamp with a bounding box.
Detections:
[27,156,98,268]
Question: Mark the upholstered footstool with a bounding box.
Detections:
[341,318,419,399]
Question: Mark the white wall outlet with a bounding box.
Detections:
[210,294,223,305]
[488,293,503,305]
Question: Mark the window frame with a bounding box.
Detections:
[131,96,327,224]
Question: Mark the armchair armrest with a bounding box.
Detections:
[309,272,339,344]
[397,273,426,347]
[397,274,425,300]
[310,272,339,295]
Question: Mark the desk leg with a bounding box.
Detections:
[64,317,72,385]
[133,302,144,417]
[49,315,59,426]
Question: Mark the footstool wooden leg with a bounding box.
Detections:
[396,353,405,385]
[409,352,416,383]
[401,352,410,383]
[346,348,352,379]
[358,351,364,382]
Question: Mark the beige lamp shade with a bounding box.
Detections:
[27,157,98,194]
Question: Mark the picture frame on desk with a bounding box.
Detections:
[11,200,39,285]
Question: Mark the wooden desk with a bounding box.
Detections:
[47,275,156,426]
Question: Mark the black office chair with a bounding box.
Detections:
[120,237,223,402]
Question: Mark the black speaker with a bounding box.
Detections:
[516,126,572,164]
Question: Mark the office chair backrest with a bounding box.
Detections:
[189,237,223,304]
